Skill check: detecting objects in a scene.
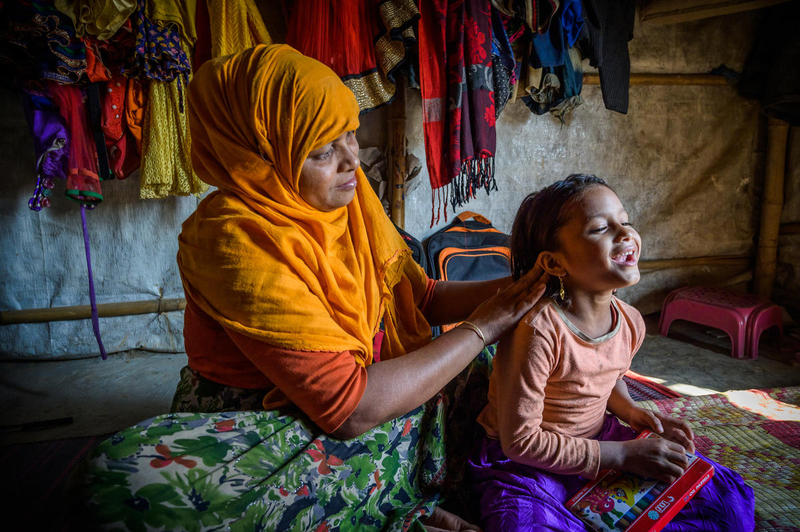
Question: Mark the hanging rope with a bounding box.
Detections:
[80,205,107,360]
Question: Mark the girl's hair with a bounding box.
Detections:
[510,174,610,299]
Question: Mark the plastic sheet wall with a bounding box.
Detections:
[0,91,196,359]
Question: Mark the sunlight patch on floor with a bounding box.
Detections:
[725,389,800,422]
[669,383,721,396]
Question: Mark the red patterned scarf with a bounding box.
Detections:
[419,0,496,225]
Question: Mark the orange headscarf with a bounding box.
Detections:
[178,44,430,366]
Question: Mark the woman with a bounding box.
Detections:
[72,44,546,531]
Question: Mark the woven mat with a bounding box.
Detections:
[639,387,800,532]
[623,370,682,401]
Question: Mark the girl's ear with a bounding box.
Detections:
[537,251,566,278]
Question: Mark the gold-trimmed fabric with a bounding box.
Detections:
[343,70,396,112]
[287,0,420,113]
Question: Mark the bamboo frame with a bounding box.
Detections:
[780,223,800,235]
[583,73,728,86]
[388,76,407,229]
[639,254,750,271]
[711,270,753,288]
[0,254,753,325]
[754,117,790,298]
[639,0,791,26]
[0,298,186,326]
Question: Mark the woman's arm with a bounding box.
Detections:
[332,267,547,439]
[424,277,513,327]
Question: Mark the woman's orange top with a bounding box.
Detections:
[184,277,437,433]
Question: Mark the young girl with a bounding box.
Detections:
[468,175,755,531]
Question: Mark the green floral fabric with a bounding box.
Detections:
[70,347,497,531]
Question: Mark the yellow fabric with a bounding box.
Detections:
[140,68,208,198]
[54,0,136,40]
[179,44,431,366]
[208,0,272,58]
[146,0,198,46]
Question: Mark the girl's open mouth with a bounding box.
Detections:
[611,249,638,266]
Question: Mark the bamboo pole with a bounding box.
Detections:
[754,117,790,298]
[0,298,186,326]
[711,270,753,288]
[639,254,750,271]
[0,254,754,325]
[388,76,407,229]
[583,73,727,86]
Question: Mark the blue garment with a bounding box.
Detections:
[561,0,584,48]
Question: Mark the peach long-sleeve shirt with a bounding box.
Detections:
[477,296,645,479]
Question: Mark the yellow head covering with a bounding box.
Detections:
[178,44,430,366]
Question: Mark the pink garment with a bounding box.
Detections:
[48,82,103,204]
[477,296,645,478]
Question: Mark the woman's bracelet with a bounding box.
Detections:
[458,320,486,349]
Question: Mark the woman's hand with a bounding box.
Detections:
[423,506,482,532]
[628,408,695,454]
[466,266,549,346]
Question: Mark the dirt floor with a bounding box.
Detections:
[1,312,799,447]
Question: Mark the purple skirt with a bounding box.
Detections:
[467,415,755,532]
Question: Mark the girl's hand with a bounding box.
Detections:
[466,267,549,346]
[628,408,695,454]
[620,437,689,484]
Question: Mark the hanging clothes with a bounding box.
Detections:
[100,71,130,179]
[579,0,635,114]
[205,0,271,59]
[140,70,207,198]
[285,0,419,113]
[54,0,137,41]
[491,6,516,118]
[128,0,206,199]
[497,0,584,121]
[21,91,69,210]
[125,77,146,154]
[48,82,104,205]
[419,0,496,224]
[0,0,88,86]
[192,0,212,70]
[124,0,191,84]
[145,0,197,47]
[352,0,419,112]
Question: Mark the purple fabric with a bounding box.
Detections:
[468,414,755,531]
[22,93,69,181]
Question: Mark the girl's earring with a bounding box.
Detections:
[559,276,566,300]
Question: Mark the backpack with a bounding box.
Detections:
[394,223,428,273]
[424,211,512,333]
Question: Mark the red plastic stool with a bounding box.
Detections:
[658,286,783,359]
